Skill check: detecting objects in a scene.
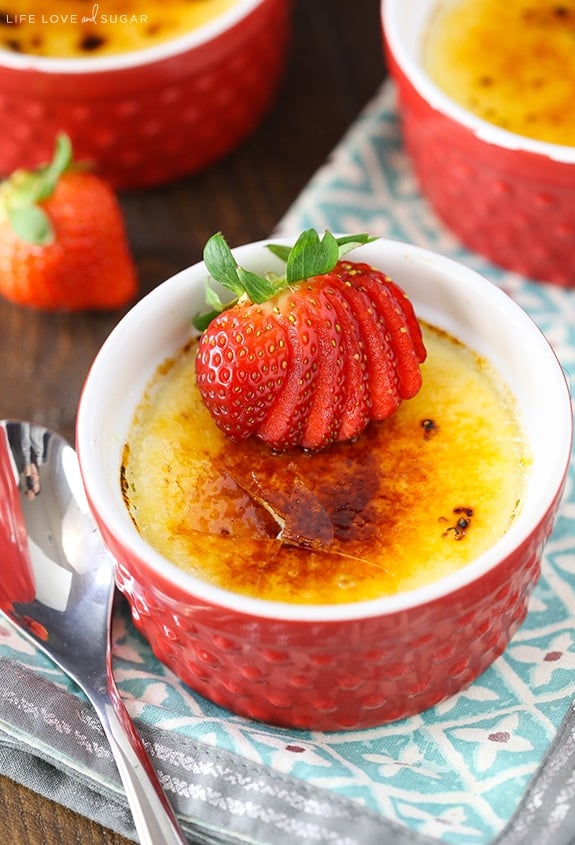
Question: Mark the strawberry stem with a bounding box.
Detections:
[34,132,73,202]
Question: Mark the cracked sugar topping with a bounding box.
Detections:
[122,322,530,604]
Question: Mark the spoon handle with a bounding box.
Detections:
[93,682,189,845]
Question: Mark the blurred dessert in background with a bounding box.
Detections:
[423,0,575,145]
[0,0,238,57]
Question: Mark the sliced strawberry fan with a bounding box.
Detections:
[194,229,427,451]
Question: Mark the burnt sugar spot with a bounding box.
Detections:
[79,33,107,52]
[441,506,474,540]
[421,418,438,439]
[222,432,382,551]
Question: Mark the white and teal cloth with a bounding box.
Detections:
[1,82,575,845]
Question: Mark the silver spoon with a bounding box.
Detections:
[0,420,188,845]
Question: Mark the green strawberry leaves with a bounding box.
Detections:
[268,229,375,283]
[7,204,54,246]
[194,229,377,331]
[0,133,74,245]
[204,232,279,302]
[272,229,340,282]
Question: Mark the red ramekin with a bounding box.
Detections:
[0,0,291,189]
[382,0,575,286]
[76,236,572,730]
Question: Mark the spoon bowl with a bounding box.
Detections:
[0,420,188,845]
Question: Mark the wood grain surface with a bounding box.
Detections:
[0,0,384,841]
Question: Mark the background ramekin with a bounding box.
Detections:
[76,237,572,731]
[382,0,575,287]
[0,0,291,189]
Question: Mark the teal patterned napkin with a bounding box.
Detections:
[1,81,575,845]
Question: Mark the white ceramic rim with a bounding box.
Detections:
[381,0,575,164]
[76,237,573,623]
[0,0,264,74]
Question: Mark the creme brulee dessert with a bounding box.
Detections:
[423,0,575,146]
[0,0,237,58]
[122,322,530,605]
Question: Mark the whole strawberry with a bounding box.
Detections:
[0,133,137,311]
[195,229,426,451]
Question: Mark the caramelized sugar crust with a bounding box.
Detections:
[122,324,530,604]
[0,0,237,58]
[423,0,575,145]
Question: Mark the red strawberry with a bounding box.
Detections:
[336,260,425,403]
[0,133,137,311]
[195,302,290,441]
[256,295,321,449]
[294,280,348,450]
[321,280,371,441]
[340,281,402,420]
[194,229,426,451]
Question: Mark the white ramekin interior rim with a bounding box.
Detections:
[0,0,264,74]
[76,237,573,624]
[381,0,575,165]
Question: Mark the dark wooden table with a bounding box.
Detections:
[0,1,385,841]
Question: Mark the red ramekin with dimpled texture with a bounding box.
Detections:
[382,0,575,287]
[76,237,572,731]
[0,0,290,189]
